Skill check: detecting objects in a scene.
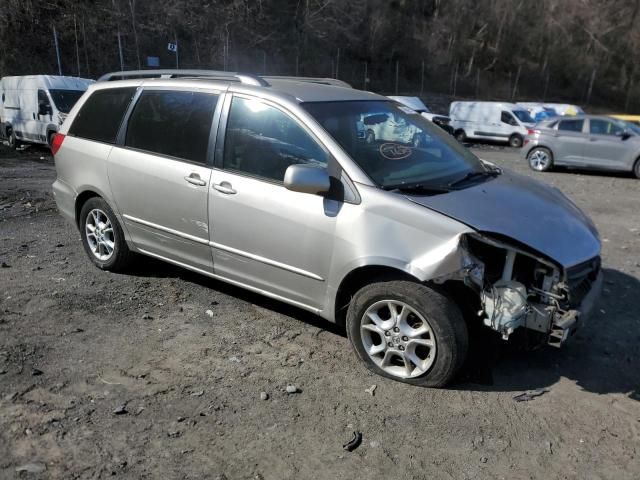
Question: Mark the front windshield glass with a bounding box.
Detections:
[303,100,487,190]
[49,89,85,113]
[512,109,535,124]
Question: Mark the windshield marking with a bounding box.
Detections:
[380,143,413,160]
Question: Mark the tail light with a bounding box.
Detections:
[527,129,541,136]
[50,133,65,155]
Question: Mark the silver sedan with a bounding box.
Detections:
[523,115,640,178]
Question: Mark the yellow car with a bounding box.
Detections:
[610,114,640,125]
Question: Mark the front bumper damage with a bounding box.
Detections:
[425,233,602,347]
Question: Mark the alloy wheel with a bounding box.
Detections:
[85,208,115,261]
[360,299,437,379]
[529,149,550,171]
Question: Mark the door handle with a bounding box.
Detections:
[212,182,237,195]
[184,174,207,186]
[589,137,597,142]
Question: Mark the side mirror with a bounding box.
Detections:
[284,164,330,195]
[619,129,632,140]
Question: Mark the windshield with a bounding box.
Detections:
[303,100,488,190]
[49,89,85,113]
[512,109,535,124]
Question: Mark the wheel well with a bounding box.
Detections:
[333,265,418,326]
[526,144,553,160]
[75,191,100,227]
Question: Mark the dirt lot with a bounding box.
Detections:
[1,143,639,480]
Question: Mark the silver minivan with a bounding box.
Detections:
[52,71,602,387]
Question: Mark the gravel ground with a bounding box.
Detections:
[1,143,639,479]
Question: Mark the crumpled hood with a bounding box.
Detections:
[404,169,601,268]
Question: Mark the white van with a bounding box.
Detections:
[387,96,453,134]
[449,101,535,148]
[0,75,94,148]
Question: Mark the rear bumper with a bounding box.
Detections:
[548,270,603,346]
[52,178,77,226]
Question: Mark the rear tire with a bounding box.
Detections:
[47,131,56,148]
[509,134,523,148]
[79,197,133,272]
[7,128,19,150]
[634,158,640,179]
[454,129,467,143]
[346,279,468,387]
[527,146,554,172]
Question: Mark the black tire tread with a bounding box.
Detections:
[346,279,468,388]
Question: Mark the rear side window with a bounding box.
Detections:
[125,90,218,164]
[69,88,136,143]
[558,119,584,132]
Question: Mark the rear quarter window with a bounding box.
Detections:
[68,87,136,143]
[558,119,584,132]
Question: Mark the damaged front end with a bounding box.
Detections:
[432,233,602,347]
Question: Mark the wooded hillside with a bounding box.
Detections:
[2,0,639,110]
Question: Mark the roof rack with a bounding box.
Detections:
[263,76,352,88]
[97,70,353,89]
[97,69,269,86]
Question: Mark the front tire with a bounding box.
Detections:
[454,129,467,143]
[79,197,133,272]
[346,280,468,387]
[634,158,640,179]
[527,146,554,172]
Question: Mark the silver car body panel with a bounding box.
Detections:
[403,169,601,268]
[53,76,602,345]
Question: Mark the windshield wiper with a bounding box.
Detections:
[447,168,501,188]
[382,182,451,194]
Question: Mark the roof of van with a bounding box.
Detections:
[450,101,527,110]
[266,79,382,102]
[1,75,94,90]
[91,76,385,103]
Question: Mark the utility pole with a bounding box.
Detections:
[363,61,368,90]
[112,0,124,71]
[511,64,522,101]
[82,17,90,76]
[585,67,597,105]
[52,25,62,75]
[128,0,141,69]
[335,48,340,79]
[74,15,81,76]
[420,59,425,96]
[395,60,399,95]
[175,35,179,69]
